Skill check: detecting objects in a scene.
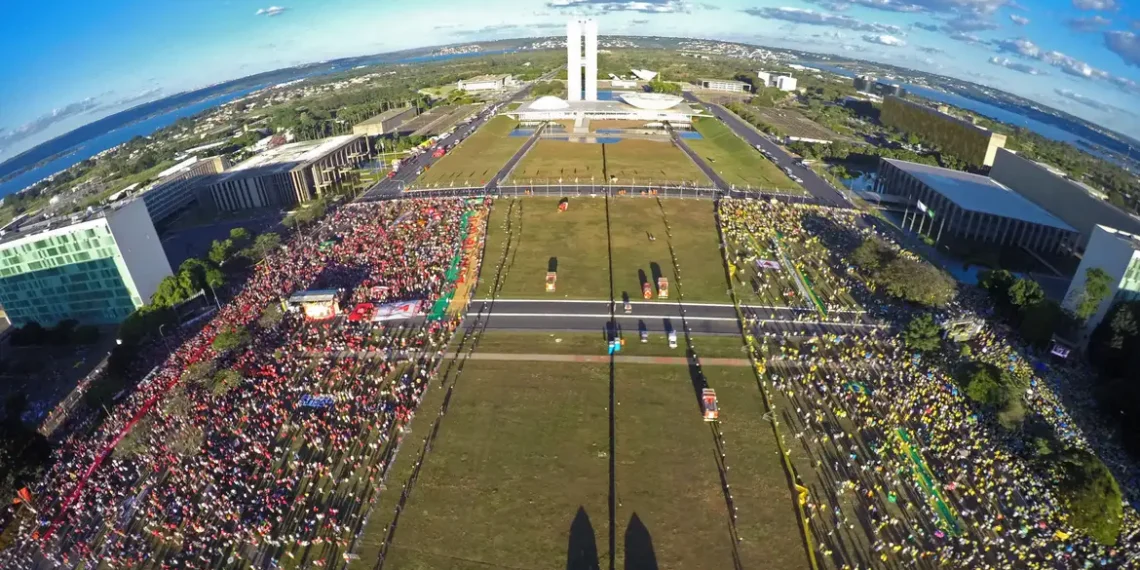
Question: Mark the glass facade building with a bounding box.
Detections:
[0,199,173,326]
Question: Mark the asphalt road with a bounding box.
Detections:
[489,124,544,189]
[359,69,560,201]
[671,130,732,190]
[465,299,882,336]
[685,93,851,207]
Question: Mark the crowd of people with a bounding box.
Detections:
[723,199,1140,568]
[1,199,482,569]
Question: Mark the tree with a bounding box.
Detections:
[229,227,251,250]
[250,233,282,260]
[211,326,251,353]
[211,369,243,396]
[1018,300,1068,348]
[151,275,190,307]
[851,238,893,272]
[1009,278,1045,309]
[1073,267,1113,322]
[878,258,956,307]
[957,362,1026,410]
[208,239,233,265]
[258,303,285,329]
[648,77,681,95]
[978,269,1016,310]
[903,314,942,352]
[1055,449,1123,545]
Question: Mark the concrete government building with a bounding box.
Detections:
[1063,225,1140,338]
[0,199,173,326]
[352,107,415,137]
[875,158,1078,254]
[207,135,370,212]
[881,96,1007,167]
[989,148,1140,250]
[508,19,705,125]
[137,155,228,225]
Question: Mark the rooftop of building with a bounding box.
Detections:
[460,74,510,83]
[355,107,414,127]
[884,95,1003,138]
[1093,224,1140,251]
[157,157,202,179]
[698,78,749,86]
[512,95,700,116]
[883,158,1075,231]
[213,134,362,184]
[0,199,138,248]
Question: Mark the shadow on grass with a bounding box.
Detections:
[623,513,658,570]
[567,506,601,570]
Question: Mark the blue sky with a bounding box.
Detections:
[2,0,1140,157]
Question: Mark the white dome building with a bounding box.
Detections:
[617,92,683,110]
[530,96,570,110]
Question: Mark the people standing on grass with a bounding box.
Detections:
[2,199,477,570]
[724,198,1140,569]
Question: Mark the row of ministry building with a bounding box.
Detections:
[0,133,373,328]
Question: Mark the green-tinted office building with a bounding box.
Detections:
[0,199,173,326]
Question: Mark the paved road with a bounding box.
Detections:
[670,129,732,190]
[686,93,850,207]
[465,299,883,336]
[489,123,546,189]
[359,69,560,201]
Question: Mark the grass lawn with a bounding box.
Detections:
[711,367,812,569]
[356,356,810,570]
[470,331,749,359]
[381,361,612,570]
[475,196,729,302]
[508,139,708,186]
[602,139,709,186]
[614,364,740,569]
[475,197,612,299]
[686,118,801,192]
[508,140,605,183]
[411,116,523,188]
[608,198,729,304]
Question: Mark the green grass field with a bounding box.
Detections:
[474,197,730,302]
[474,196,612,299]
[508,140,606,183]
[471,331,749,359]
[410,116,524,189]
[686,118,802,192]
[608,198,729,304]
[360,356,808,570]
[602,139,709,185]
[381,362,613,570]
[508,139,708,185]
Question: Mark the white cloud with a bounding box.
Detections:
[1055,89,1134,116]
[256,6,287,16]
[1009,14,1029,25]
[546,0,689,13]
[1072,0,1117,10]
[741,7,900,34]
[1105,30,1140,67]
[863,34,906,46]
[1067,15,1111,32]
[988,56,1044,74]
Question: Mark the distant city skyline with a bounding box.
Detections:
[3,0,1140,158]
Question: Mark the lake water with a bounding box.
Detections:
[1,48,516,197]
[0,87,261,197]
[796,61,1096,148]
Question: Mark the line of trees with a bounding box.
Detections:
[850,236,956,307]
